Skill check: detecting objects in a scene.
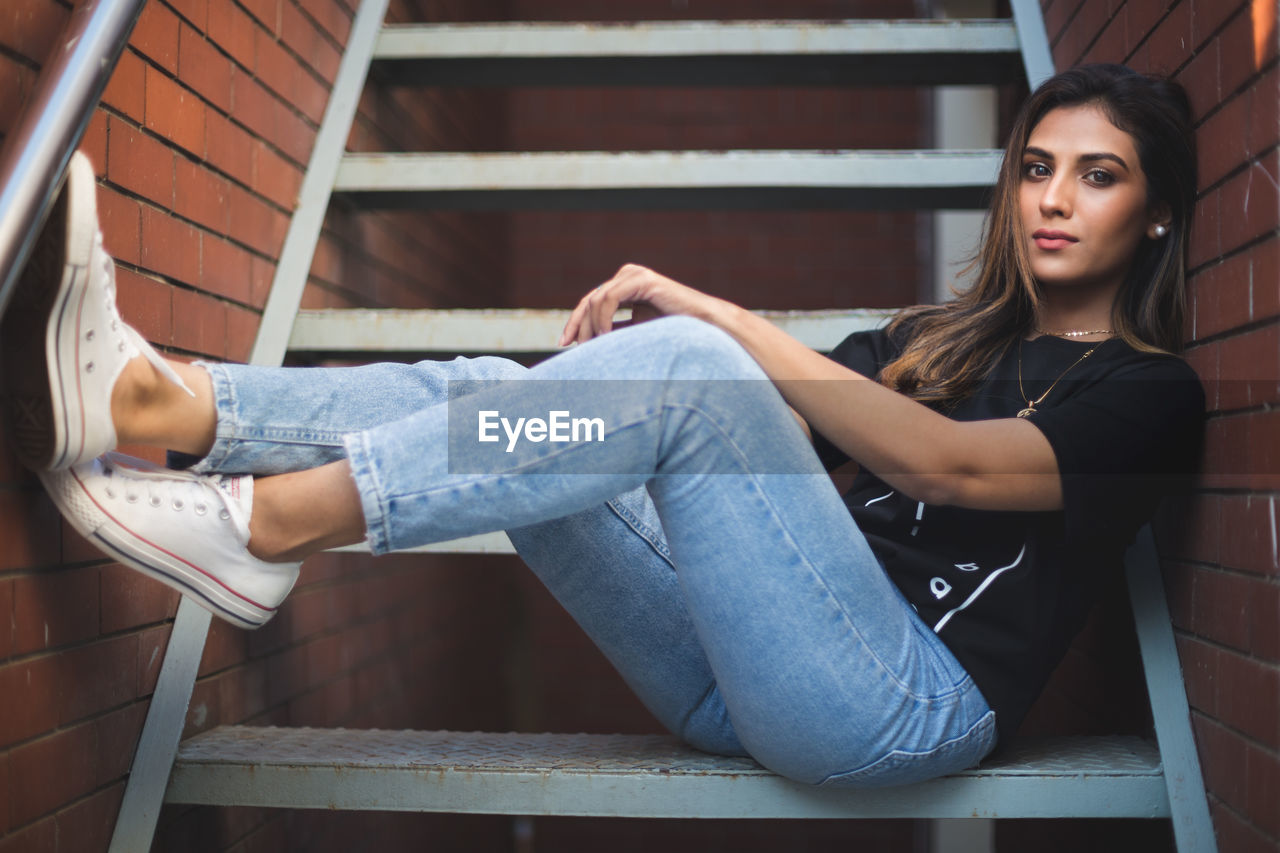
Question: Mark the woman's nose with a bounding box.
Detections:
[1038,174,1073,218]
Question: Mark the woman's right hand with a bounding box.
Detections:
[558,264,730,346]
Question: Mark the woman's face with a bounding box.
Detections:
[1018,103,1168,297]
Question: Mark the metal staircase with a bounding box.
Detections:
[106,4,1217,852]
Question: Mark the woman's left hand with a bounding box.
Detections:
[558,264,727,346]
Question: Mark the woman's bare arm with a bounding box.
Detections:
[560,264,1062,512]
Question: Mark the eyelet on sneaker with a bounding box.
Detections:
[85,362,95,373]
[105,487,116,499]
[125,492,139,503]
[194,503,208,516]
[39,453,301,629]
[148,495,162,508]
[85,329,95,341]
[172,498,185,511]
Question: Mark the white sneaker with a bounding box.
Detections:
[40,453,300,629]
[1,151,191,471]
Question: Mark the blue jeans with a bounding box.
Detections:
[191,316,996,786]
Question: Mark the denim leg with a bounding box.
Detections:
[190,355,529,476]
[346,316,996,785]
[191,346,743,753]
[507,490,746,757]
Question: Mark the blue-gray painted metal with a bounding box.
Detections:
[108,599,212,853]
[1127,528,1220,853]
[247,0,391,368]
[1009,0,1055,88]
[0,0,146,322]
[374,19,1020,59]
[286,307,891,354]
[334,150,1004,192]
[370,19,1023,88]
[168,728,1168,819]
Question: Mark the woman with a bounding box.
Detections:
[2,64,1204,787]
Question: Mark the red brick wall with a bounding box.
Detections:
[1010,2,1280,852]
[0,1,517,851]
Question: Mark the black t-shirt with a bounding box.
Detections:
[812,327,1205,745]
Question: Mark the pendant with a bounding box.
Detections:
[1017,407,1036,418]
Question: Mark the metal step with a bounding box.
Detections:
[333,150,1002,210]
[167,728,1169,819]
[287,307,891,355]
[371,19,1023,87]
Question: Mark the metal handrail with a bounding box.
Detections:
[0,0,146,320]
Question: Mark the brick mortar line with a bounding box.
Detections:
[187,571,473,677]
[1177,487,1280,500]
[1061,2,1123,66]
[0,619,173,670]
[99,174,295,282]
[1045,0,1088,52]
[1173,564,1280,591]
[187,637,445,727]
[157,0,349,100]
[98,94,310,207]
[1190,138,1280,202]
[0,690,149,756]
[0,778,127,844]
[318,206,505,296]
[109,251,267,318]
[1202,793,1280,845]
[0,42,43,73]
[1190,54,1280,132]
[121,45,325,173]
[0,550,110,578]
[1199,399,1280,422]
[1182,222,1280,281]
[1175,626,1280,673]
[354,86,500,154]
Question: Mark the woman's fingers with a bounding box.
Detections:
[559,284,617,346]
[559,264,698,346]
[560,266,641,345]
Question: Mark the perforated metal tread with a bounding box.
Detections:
[167,728,1169,819]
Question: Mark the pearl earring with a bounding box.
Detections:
[1153,224,1168,238]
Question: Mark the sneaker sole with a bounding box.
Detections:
[2,152,99,470]
[40,466,275,629]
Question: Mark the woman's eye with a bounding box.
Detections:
[1023,162,1050,179]
[1084,169,1115,186]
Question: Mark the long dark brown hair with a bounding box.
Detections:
[879,64,1198,406]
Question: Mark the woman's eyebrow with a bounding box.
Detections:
[1022,145,1130,171]
[1080,151,1130,171]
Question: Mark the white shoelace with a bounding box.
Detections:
[100,460,251,541]
[92,232,195,398]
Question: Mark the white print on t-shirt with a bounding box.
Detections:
[864,491,894,507]
[954,562,981,572]
[932,543,1028,633]
[910,501,925,537]
[930,577,952,599]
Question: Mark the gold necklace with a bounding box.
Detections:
[1035,327,1114,338]
[1016,338,1103,418]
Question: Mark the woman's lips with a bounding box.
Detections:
[1033,230,1078,251]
